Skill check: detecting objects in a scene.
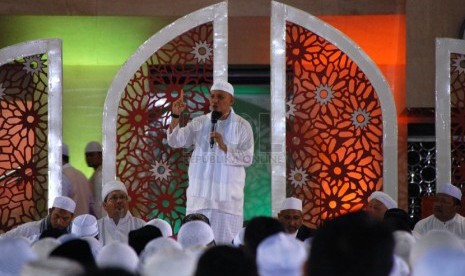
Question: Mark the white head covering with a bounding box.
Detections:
[97,242,139,273]
[438,183,462,200]
[71,214,99,238]
[210,80,234,96]
[141,248,197,276]
[0,237,37,276]
[280,197,302,212]
[177,221,214,249]
[82,236,102,259]
[52,196,76,213]
[31,238,61,260]
[409,230,465,268]
[85,141,102,153]
[393,230,415,265]
[232,227,245,247]
[20,256,85,276]
[146,218,173,237]
[138,237,182,270]
[62,144,69,156]
[412,247,465,276]
[390,255,410,276]
[101,180,128,202]
[257,232,307,276]
[368,191,397,209]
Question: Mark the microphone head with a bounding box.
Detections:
[211,111,222,123]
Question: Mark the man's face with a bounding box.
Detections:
[278,209,303,234]
[434,193,459,222]
[85,151,102,168]
[209,90,234,116]
[366,199,388,221]
[103,190,129,219]
[49,208,73,230]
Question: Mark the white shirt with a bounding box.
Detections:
[98,212,145,246]
[413,213,465,239]
[63,163,94,216]
[89,166,103,218]
[167,109,254,216]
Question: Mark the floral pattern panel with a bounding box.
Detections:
[0,55,49,233]
[285,22,383,228]
[450,53,465,190]
[116,23,213,233]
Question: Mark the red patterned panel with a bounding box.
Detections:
[116,23,213,232]
[0,55,49,233]
[285,22,383,228]
[450,53,465,189]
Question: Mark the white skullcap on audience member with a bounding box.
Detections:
[390,255,410,276]
[85,141,102,153]
[57,233,78,244]
[96,242,139,273]
[20,256,85,276]
[368,191,397,209]
[280,197,302,211]
[71,214,99,238]
[141,248,197,276]
[138,237,182,272]
[392,230,416,265]
[52,196,76,213]
[409,229,465,268]
[31,238,61,259]
[438,183,462,200]
[146,218,173,237]
[0,237,37,276]
[412,247,465,276]
[101,180,128,201]
[232,227,245,247]
[177,220,215,249]
[211,80,234,96]
[256,232,307,276]
[82,236,103,259]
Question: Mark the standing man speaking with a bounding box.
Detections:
[167,80,254,244]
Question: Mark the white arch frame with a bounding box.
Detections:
[271,1,398,215]
[102,2,228,184]
[0,39,63,208]
[435,38,465,186]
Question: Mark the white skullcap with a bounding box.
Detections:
[102,180,128,201]
[71,214,99,238]
[368,191,397,209]
[0,237,37,276]
[177,221,214,249]
[85,141,102,153]
[20,256,85,276]
[390,254,410,276]
[62,144,69,156]
[82,237,102,259]
[412,247,465,276]
[409,230,465,268]
[232,227,245,247]
[141,248,197,276]
[280,197,302,212]
[210,80,234,96]
[97,242,139,273]
[146,218,173,237]
[393,230,415,265]
[138,237,182,270]
[257,232,307,276]
[52,196,76,213]
[31,238,61,260]
[438,183,462,200]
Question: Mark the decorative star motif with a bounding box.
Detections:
[288,167,309,188]
[190,40,213,63]
[150,160,172,181]
[22,55,44,76]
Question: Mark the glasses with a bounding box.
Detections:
[107,194,128,202]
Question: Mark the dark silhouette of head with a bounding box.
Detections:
[243,216,284,258]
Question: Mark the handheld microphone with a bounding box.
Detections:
[210,111,223,148]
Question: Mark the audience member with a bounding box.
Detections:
[20,256,85,276]
[1,196,76,241]
[146,218,173,237]
[278,197,316,240]
[195,245,258,276]
[97,180,145,245]
[30,237,61,259]
[366,191,397,221]
[50,238,97,273]
[243,216,284,259]
[85,141,104,218]
[138,237,182,270]
[96,242,139,273]
[141,248,197,276]
[71,214,99,239]
[413,183,465,238]
[0,237,37,276]
[128,225,162,255]
[177,220,215,249]
[182,213,211,225]
[383,208,413,233]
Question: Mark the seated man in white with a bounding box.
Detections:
[0,196,76,241]
[98,180,145,245]
[413,183,465,239]
[277,197,316,241]
[366,191,397,221]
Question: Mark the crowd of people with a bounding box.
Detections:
[1,81,465,275]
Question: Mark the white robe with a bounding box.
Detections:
[413,213,465,239]
[62,163,94,216]
[98,212,145,246]
[89,165,103,218]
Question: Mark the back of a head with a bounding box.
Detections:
[412,247,465,276]
[195,245,258,276]
[308,211,394,276]
[50,238,97,272]
[243,216,284,258]
[142,248,197,276]
[0,237,37,276]
[128,225,163,255]
[383,208,413,233]
[146,218,173,237]
[177,220,215,249]
[96,242,139,273]
[20,256,85,276]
